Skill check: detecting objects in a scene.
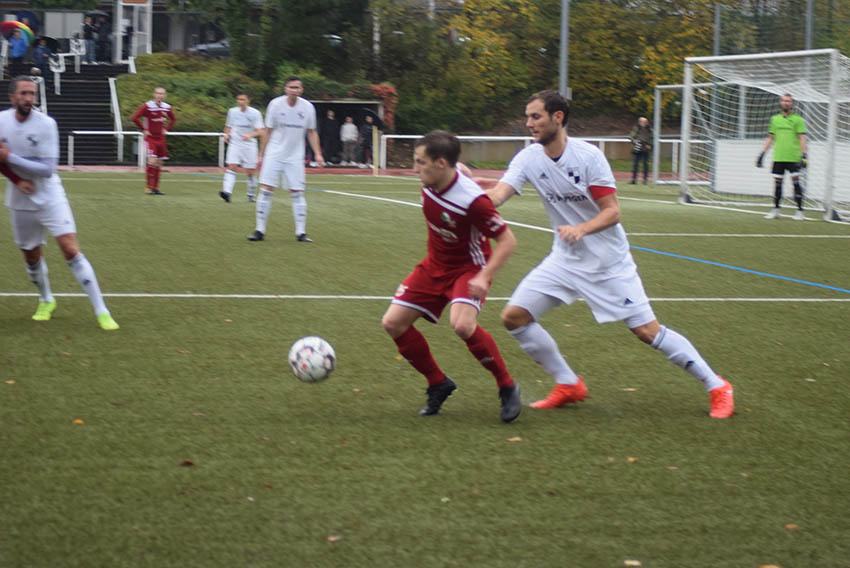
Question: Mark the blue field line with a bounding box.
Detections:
[631,245,850,294]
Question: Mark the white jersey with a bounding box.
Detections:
[225,105,263,148]
[1,108,66,211]
[500,139,631,273]
[263,96,316,163]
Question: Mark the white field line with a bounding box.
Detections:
[1,292,849,302]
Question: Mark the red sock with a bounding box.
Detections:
[394,326,445,386]
[152,165,160,189]
[464,326,514,388]
[145,165,154,189]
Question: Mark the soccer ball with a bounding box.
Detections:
[288,336,336,383]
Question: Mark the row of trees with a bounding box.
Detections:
[37,0,850,132]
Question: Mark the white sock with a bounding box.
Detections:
[27,259,54,303]
[256,189,273,233]
[508,322,579,384]
[222,169,236,195]
[67,253,109,317]
[651,326,723,391]
[291,190,307,235]
[246,175,257,198]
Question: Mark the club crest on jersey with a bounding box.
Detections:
[394,284,408,297]
[440,211,456,228]
[567,168,581,184]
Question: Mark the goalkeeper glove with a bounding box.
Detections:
[756,152,765,168]
[800,153,808,168]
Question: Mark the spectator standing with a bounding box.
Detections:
[340,116,359,166]
[33,38,51,79]
[320,109,340,164]
[9,30,30,77]
[82,16,96,64]
[629,116,652,184]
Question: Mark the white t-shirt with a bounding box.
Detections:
[263,96,317,162]
[225,105,263,148]
[1,108,66,211]
[500,139,631,273]
[340,122,358,142]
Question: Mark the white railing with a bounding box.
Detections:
[128,56,136,74]
[0,39,7,80]
[68,131,226,169]
[108,78,125,161]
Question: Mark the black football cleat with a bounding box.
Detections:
[419,377,457,416]
[150,189,164,195]
[296,233,313,243]
[247,230,265,241]
[499,384,522,423]
[219,191,231,203]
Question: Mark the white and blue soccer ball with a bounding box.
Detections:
[288,336,336,382]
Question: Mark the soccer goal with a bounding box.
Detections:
[676,48,850,221]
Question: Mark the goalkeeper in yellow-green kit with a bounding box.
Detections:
[757,93,808,220]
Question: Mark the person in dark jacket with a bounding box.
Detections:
[629,117,653,184]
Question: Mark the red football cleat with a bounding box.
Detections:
[530,378,588,409]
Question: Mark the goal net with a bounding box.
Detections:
[678,49,850,221]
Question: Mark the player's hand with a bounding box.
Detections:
[315,154,326,168]
[222,133,229,143]
[143,130,151,138]
[468,272,491,300]
[241,133,252,141]
[558,224,586,244]
[799,153,808,169]
[17,179,35,194]
[756,152,765,168]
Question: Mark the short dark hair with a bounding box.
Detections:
[8,75,35,95]
[284,76,302,86]
[415,130,461,166]
[527,89,569,126]
[236,91,249,98]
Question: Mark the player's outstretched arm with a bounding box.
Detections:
[486,181,517,207]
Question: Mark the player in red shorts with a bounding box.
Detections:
[381,131,522,422]
[131,87,176,195]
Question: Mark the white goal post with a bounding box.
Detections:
[677,48,850,221]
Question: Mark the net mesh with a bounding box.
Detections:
[681,50,850,219]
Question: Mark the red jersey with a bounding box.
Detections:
[1,163,22,184]
[421,171,507,276]
[131,100,176,140]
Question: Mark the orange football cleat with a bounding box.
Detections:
[530,378,588,409]
[709,377,734,419]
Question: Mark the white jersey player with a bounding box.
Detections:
[248,76,324,243]
[486,90,733,418]
[0,76,118,330]
[220,93,264,203]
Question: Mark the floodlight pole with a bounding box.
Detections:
[559,0,570,99]
[805,0,814,50]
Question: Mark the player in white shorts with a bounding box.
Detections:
[1,76,118,330]
[220,92,264,203]
[486,90,733,418]
[248,76,324,243]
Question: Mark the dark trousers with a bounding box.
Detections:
[632,151,649,182]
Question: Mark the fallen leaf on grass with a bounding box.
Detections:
[191,412,206,417]
[60,352,71,357]
[740,472,750,478]
[624,560,642,567]
[395,355,404,361]
[607,457,616,463]
[72,419,84,425]
[440,497,450,503]
[627,457,638,463]
[759,565,782,568]
[352,388,362,393]
[621,387,637,392]
[179,460,194,467]
[247,497,255,502]
[784,524,799,531]
[804,378,816,382]
[5,380,15,385]
[666,466,679,471]
[224,319,232,323]
[328,534,342,543]
[506,436,522,442]
[823,362,830,367]
[176,349,190,355]
[264,483,273,489]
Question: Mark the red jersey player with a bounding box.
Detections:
[131,87,176,195]
[380,131,522,422]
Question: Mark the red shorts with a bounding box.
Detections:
[391,262,485,323]
[145,137,169,160]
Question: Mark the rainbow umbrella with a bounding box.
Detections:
[1,21,36,45]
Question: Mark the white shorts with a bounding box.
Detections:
[258,158,305,190]
[226,143,259,169]
[9,198,77,250]
[508,252,655,326]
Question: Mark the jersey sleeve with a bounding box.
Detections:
[224,109,234,129]
[586,148,616,191]
[264,100,277,129]
[307,104,317,130]
[252,109,264,130]
[131,104,146,130]
[43,117,60,160]
[467,195,508,239]
[768,115,777,135]
[166,107,177,131]
[499,150,529,195]
[795,115,807,135]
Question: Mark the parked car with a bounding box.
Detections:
[187,38,229,57]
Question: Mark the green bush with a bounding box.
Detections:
[117,54,271,164]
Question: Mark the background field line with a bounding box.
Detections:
[1,292,848,302]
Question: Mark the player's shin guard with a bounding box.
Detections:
[464,326,514,388]
[291,190,307,235]
[67,253,109,317]
[774,179,783,208]
[393,326,445,386]
[150,165,161,190]
[145,165,155,189]
[651,325,722,391]
[793,180,804,209]
[508,322,579,385]
[222,169,236,195]
[26,258,54,303]
[255,189,273,233]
